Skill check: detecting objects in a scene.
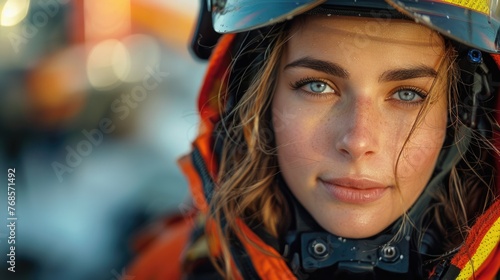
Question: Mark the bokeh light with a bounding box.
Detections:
[1,0,30,27]
[0,0,206,279]
[86,39,130,89]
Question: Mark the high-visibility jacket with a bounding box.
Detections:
[128,34,500,280]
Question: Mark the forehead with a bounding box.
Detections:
[286,16,445,62]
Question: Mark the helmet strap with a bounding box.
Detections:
[278,179,413,279]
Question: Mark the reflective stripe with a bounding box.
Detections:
[448,199,500,279]
[456,215,500,279]
[442,0,489,14]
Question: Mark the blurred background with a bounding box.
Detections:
[0,0,206,279]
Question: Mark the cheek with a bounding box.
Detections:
[399,140,441,177]
[273,94,307,159]
[273,101,331,165]
[273,97,296,165]
[272,92,324,179]
[398,113,447,186]
[273,109,309,164]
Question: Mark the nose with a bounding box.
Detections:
[335,97,380,161]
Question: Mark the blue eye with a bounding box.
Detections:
[291,78,336,95]
[392,88,426,103]
[308,81,328,93]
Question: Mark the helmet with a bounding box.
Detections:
[191,0,500,59]
[191,0,500,153]
[191,1,500,128]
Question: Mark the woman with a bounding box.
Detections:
[128,0,500,279]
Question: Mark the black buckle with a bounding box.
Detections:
[458,49,495,130]
[285,231,410,279]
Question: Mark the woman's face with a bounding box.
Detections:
[273,16,448,238]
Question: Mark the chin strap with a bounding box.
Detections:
[408,47,495,257]
[405,125,471,248]
[279,180,412,280]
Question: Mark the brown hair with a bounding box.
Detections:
[209,23,291,278]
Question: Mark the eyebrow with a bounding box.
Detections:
[284,56,438,82]
[378,65,438,82]
[284,56,350,79]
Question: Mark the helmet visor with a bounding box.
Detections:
[211,0,324,33]
[211,0,500,53]
[211,0,394,33]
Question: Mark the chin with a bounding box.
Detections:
[329,228,385,239]
[318,216,396,239]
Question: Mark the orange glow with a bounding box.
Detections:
[130,0,196,51]
[27,48,87,127]
[84,0,131,42]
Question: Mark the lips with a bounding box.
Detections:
[319,177,389,204]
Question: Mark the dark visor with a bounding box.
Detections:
[210,0,500,53]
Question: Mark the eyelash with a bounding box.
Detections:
[289,78,429,107]
[289,77,336,98]
[390,86,428,107]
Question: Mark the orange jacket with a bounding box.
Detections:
[128,34,500,279]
